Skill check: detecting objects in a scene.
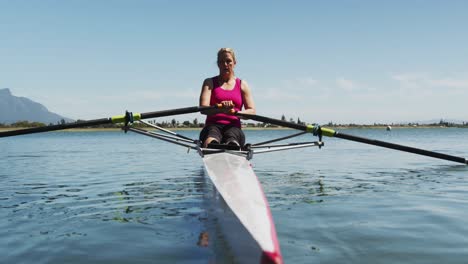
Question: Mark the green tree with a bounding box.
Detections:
[11,121,45,127]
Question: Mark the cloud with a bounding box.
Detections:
[133,88,199,100]
[336,78,357,91]
[278,77,320,91]
[391,73,468,91]
[256,76,321,101]
[427,78,468,88]
[297,77,319,86]
[261,88,303,101]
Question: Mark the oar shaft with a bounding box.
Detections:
[140,105,213,119]
[0,118,111,137]
[236,112,307,130]
[0,105,220,138]
[335,132,468,165]
[236,112,467,165]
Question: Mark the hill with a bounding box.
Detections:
[0,88,73,124]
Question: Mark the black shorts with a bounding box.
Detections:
[199,124,245,146]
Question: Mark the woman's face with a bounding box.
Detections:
[217,52,236,76]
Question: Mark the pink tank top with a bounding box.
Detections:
[205,76,243,127]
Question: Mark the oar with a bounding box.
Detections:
[0,105,221,138]
[235,112,468,165]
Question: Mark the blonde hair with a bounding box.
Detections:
[217,48,236,63]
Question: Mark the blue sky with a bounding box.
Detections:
[1,0,467,124]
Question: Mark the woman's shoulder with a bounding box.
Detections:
[203,76,217,88]
[203,76,217,82]
[238,78,250,90]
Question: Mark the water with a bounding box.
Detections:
[1,128,468,263]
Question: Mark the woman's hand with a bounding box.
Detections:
[220,100,235,114]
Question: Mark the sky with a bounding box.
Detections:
[1,0,467,124]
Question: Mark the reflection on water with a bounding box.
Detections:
[197,231,210,247]
[2,174,209,222]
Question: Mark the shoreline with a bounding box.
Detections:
[1,125,465,133]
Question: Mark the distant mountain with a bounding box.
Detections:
[0,88,73,124]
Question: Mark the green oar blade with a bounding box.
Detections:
[236,112,467,165]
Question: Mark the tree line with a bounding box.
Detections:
[1,117,468,129]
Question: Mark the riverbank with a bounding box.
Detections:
[1,125,465,133]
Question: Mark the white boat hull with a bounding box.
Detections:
[202,152,283,264]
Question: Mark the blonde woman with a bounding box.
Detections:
[199,48,256,149]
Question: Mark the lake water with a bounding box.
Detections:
[1,128,468,263]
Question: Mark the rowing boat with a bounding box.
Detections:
[126,121,323,264]
[1,105,466,263]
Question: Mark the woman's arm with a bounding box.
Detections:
[239,80,256,116]
[199,78,222,115]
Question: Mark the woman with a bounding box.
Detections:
[199,48,256,148]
